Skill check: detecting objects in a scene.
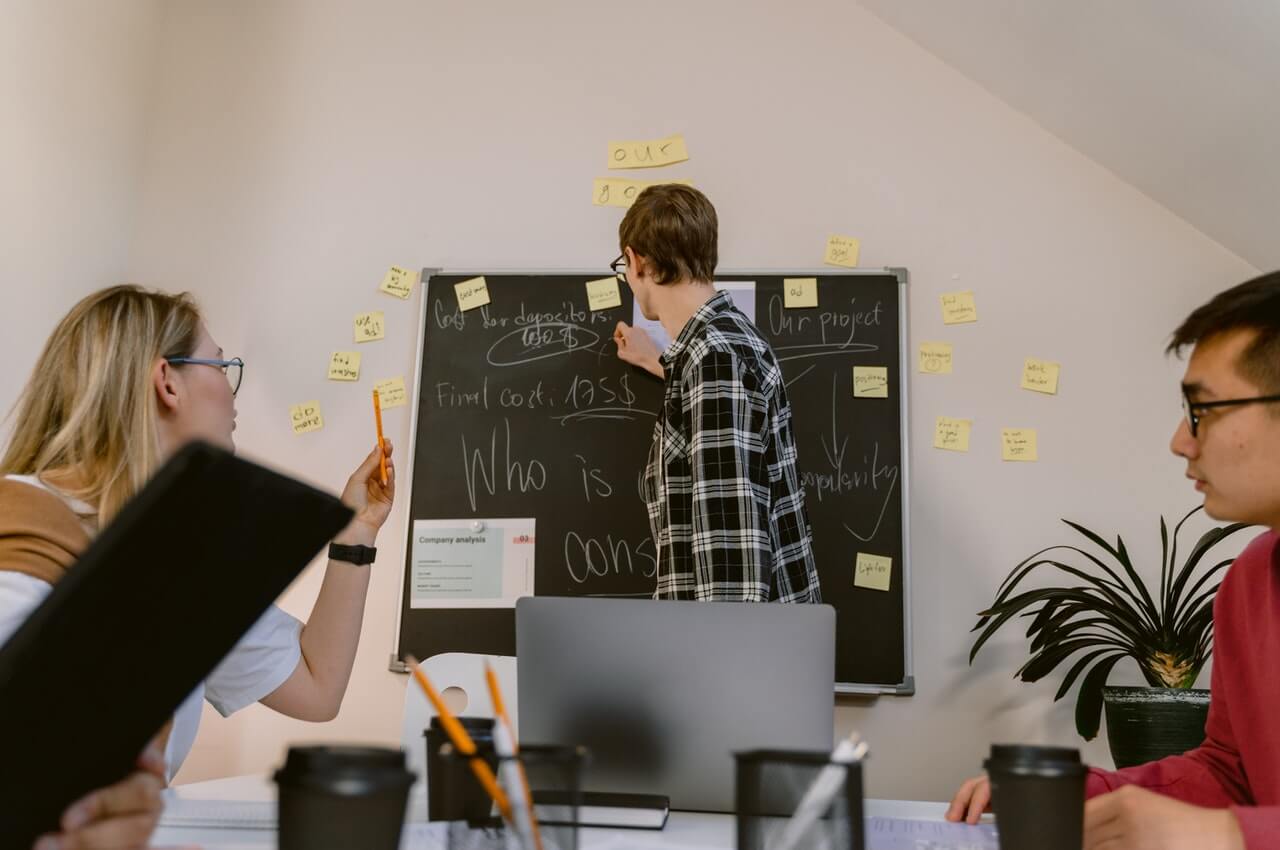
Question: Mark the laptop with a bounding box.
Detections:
[0,442,353,847]
[516,597,835,813]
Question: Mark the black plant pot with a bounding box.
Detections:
[1102,686,1210,768]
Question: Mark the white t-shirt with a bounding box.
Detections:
[0,475,303,780]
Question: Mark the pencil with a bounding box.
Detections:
[372,389,388,487]
[405,654,513,824]
[486,664,544,850]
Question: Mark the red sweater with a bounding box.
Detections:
[1086,531,1280,848]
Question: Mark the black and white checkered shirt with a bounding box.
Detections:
[642,290,821,603]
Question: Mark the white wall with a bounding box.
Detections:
[20,0,1257,798]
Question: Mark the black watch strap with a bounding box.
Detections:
[328,542,377,566]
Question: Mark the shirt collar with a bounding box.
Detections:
[659,289,734,367]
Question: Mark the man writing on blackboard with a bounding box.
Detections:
[611,184,821,603]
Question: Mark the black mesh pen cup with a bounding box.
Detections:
[426,716,498,823]
[735,749,865,850]
[435,743,586,850]
[274,745,415,850]
[984,744,1086,850]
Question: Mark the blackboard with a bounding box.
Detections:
[392,270,913,694]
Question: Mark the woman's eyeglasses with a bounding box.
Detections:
[166,356,245,396]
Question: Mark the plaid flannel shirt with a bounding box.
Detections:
[642,290,821,603]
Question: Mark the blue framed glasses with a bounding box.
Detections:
[166,356,245,396]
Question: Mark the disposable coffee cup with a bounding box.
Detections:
[275,745,415,850]
[425,716,497,824]
[984,744,1086,850]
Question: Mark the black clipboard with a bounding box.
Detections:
[0,442,353,847]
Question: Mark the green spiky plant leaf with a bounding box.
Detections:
[969,507,1249,740]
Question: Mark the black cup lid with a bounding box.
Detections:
[427,716,495,734]
[988,744,1081,764]
[276,745,409,778]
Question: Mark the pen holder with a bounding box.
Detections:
[426,716,499,823]
[433,743,586,850]
[734,749,865,850]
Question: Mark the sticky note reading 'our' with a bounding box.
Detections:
[852,366,889,398]
[919,342,954,374]
[585,277,622,311]
[354,311,385,343]
[784,278,818,309]
[607,135,689,169]
[374,376,407,409]
[378,266,415,300]
[454,277,491,312]
[941,291,978,324]
[593,178,694,208]
[823,235,860,268]
[1021,358,1061,394]
[854,553,893,592]
[289,401,323,435]
[327,351,361,382]
[1002,428,1038,462]
[935,417,972,452]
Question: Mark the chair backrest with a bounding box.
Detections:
[400,652,518,795]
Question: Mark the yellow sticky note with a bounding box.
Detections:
[941,291,978,324]
[1021,358,1061,394]
[379,266,415,300]
[585,277,622,312]
[1002,428,1039,462]
[374,376,408,409]
[592,177,695,208]
[289,401,323,435]
[853,366,889,398]
[854,552,893,592]
[934,417,972,452]
[454,276,491,312]
[327,351,361,382]
[919,342,954,374]
[354,311,385,343]
[607,134,690,169]
[823,235,860,268]
[784,278,818,309]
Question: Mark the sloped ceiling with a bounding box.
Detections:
[859,0,1279,271]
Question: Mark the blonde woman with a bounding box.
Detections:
[0,285,395,850]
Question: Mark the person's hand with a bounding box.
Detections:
[945,774,991,824]
[337,440,396,542]
[1085,785,1244,850]
[614,322,664,379]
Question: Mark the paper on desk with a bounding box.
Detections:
[865,816,998,850]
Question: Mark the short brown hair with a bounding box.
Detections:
[1168,270,1280,392]
[618,184,718,285]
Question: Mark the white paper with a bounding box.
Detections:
[865,816,998,850]
[631,281,757,355]
[409,518,536,608]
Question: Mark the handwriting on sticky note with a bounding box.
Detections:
[1002,428,1038,462]
[941,291,978,324]
[374,376,407,409]
[454,276,491,312]
[327,351,361,382]
[592,178,695,208]
[354,311,385,343]
[854,553,893,592]
[919,342,954,374]
[1021,358,1060,394]
[607,134,689,169]
[784,278,818,309]
[379,266,415,300]
[823,235,860,268]
[289,401,323,435]
[935,417,972,452]
[853,366,889,398]
[585,277,622,312]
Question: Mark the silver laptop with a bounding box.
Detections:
[516,597,835,813]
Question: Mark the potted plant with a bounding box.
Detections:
[969,507,1249,767]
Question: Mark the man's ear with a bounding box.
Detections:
[152,359,181,414]
[624,247,647,282]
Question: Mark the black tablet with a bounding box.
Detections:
[0,442,353,847]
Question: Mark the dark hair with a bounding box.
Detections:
[618,184,718,285]
[1168,270,1280,392]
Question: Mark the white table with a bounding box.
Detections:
[156,774,956,849]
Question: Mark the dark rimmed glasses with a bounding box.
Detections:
[1181,389,1280,437]
[166,356,245,396]
[610,253,628,285]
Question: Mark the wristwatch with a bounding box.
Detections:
[328,542,377,566]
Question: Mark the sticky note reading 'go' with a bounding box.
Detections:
[823,235,860,268]
[854,553,893,592]
[354,311,385,343]
[607,135,689,169]
[941,291,978,324]
[379,266,415,300]
[852,366,889,398]
[290,401,323,435]
[327,351,361,382]
[919,342,953,374]
[455,277,491,312]
[935,417,972,452]
[374,376,407,409]
[585,277,622,311]
[1021,358,1061,394]
[1002,428,1038,462]
[593,178,694,209]
[784,278,818,309]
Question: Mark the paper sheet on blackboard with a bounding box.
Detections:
[631,281,757,354]
[409,518,535,608]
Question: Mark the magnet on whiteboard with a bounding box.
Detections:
[471,520,485,533]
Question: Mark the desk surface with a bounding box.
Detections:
[156,774,958,849]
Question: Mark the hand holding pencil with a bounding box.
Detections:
[336,436,395,541]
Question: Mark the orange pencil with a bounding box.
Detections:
[486,664,544,850]
[372,389,388,486]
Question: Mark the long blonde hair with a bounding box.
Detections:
[1,285,203,523]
